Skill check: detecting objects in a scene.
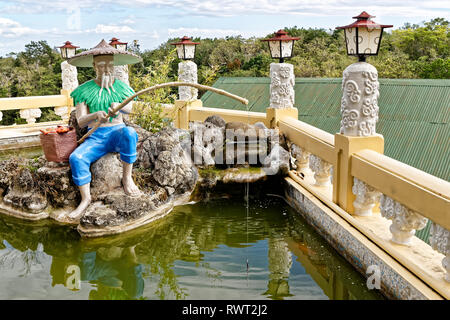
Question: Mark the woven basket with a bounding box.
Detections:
[40,128,77,162]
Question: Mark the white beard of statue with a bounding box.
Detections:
[98,72,116,96]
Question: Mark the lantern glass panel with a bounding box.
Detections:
[60,48,67,59]
[184,44,196,59]
[281,40,293,58]
[67,48,76,59]
[357,26,382,55]
[117,44,127,51]
[345,27,357,55]
[268,41,281,58]
[176,44,185,59]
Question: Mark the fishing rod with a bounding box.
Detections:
[78,81,249,143]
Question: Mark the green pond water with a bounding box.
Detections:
[0,146,43,161]
[0,196,384,300]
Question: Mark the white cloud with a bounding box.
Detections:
[0,0,448,18]
[0,17,50,37]
[168,27,242,37]
[93,24,135,34]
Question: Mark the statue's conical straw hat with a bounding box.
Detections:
[68,39,142,67]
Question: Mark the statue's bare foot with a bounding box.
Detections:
[68,196,91,220]
[123,177,141,196]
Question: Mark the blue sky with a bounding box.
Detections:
[0,0,449,56]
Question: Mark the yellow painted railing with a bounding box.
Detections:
[0,89,73,128]
[174,100,449,298]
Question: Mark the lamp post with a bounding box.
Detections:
[334,12,392,217]
[171,36,200,101]
[58,41,79,121]
[336,11,392,137]
[171,36,200,60]
[336,11,392,62]
[58,41,79,60]
[262,29,299,64]
[261,30,299,118]
[109,37,128,51]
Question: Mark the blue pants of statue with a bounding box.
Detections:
[69,123,138,186]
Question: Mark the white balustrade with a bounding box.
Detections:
[380,194,428,245]
[352,178,381,216]
[309,154,332,187]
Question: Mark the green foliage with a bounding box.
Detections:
[0,17,447,128]
[129,49,178,133]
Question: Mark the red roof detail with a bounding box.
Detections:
[170,36,200,46]
[336,12,393,30]
[261,29,300,42]
[59,41,79,49]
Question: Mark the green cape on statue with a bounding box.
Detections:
[70,79,136,121]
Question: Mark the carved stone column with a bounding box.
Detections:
[429,223,450,282]
[20,108,41,124]
[269,63,295,109]
[61,61,78,91]
[380,195,428,245]
[57,61,79,121]
[178,60,198,101]
[340,62,379,137]
[309,154,332,187]
[352,178,381,216]
[114,65,130,85]
[290,143,310,175]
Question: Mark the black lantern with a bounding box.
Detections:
[170,36,200,60]
[262,30,299,63]
[336,11,393,62]
[58,41,79,59]
[109,37,128,51]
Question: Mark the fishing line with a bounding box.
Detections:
[245,96,250,287]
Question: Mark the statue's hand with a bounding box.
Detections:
[108,103,120,117]
[96,111,109,123]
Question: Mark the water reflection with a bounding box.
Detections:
[0,197,384,300]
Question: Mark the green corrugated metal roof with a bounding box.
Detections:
[202,77,450,244]
[202,77,450,182]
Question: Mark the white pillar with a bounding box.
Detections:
[178,60,198,101]
[114,65,130,85]
[56,61,79,121]
[61,60,78,91]
[269,63,295,109]
[340,62,379,136]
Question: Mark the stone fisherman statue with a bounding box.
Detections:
[66,40,142,219]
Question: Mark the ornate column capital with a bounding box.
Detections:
[352,178,381,216]
[380,195,428,245]
[429,223,450,282]
[290,143,310,175]
[340,62,379,137]
[178,60,198,101]
[20,108,41,124]
[269,63,295,109]
[309,154,332,187]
